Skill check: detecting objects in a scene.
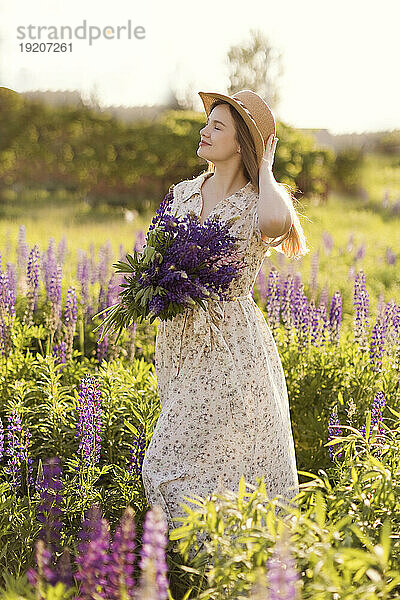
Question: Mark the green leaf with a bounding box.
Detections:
[365,410,372,442]
[314,490,326,528]
[379,517,391,563]
[237,475,245,508]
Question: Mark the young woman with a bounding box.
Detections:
[141,89,309,535]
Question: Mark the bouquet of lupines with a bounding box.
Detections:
[92,189,247,343]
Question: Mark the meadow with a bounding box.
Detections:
[0,150,400,599]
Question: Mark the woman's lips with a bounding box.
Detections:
[200,141,211,146]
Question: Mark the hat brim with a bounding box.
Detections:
[198,91,265,167]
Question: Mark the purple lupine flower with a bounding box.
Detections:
[27,244,41,291]
[75,505,110,600]
[97,243,115,317]
[347,265,356,282]
[36,457,63,552]
[75,376,103,468]
[63,286,78,361]
[97,242,113,287]
[104,272,127,361]
[138,504,169,600]
[385,301,400,351]
[391,200,400,215]
[329,291,342,345]
[0,416,4,459]
[43,238,58,299]
[94,276,117,363]
[6,263,17,306]
[361,392,386,442]
[319,285,329,311]
[76,251,88,297]
[369,303,390,372]
[97,283,108,319]
[56,547,74,588]
[104,506,137,599]
[376,293,385,319]
[46,264,63,335]
[52,341,67,365]
[385,248,396,265]
[106,273,123,308]
[5,409,34,490]
[346,232,355,253]
[94,203,248,345]
[27,539,58,588]
[23,244,41,326]
[322,231,334,255]
[148,190,174,234]
[293,283,311,349]
[309,249,319,299]
[266,268,281,332]
[266,533,300,600]
[76,505,103,556]
[293,271,303,297]
[371,392,386,437]
[327,405,343,460]
[0,269,16,316]
[354,243,366,262]
[281,273,295,331]
[64,286,78,325]
[89,243,97,286]
[57,236,68,266]
[309,299,322,347]
[129,424,146,477]
[96,327,109,363]
[353,270,369,351]
[17,225,29,275]
[134,211,247,320]
[0,269,15,357]
[77,251,92,320]
[316,302,330,346]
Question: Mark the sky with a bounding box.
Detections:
[0,0,399,135]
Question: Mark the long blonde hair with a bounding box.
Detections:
[204,99,309,260]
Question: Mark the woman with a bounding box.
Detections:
[141,89,309,535]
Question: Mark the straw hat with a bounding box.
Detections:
[198,89,276,168]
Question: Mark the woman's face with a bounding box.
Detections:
[197,104,240,164]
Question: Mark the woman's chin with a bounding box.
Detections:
[197,147,211,159]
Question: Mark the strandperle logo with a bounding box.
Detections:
[16,19,146,46]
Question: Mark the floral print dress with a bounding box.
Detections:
[141,170,299,534]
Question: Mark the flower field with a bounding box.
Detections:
[1,168,400,598]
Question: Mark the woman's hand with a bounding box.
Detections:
[260,133,278,173]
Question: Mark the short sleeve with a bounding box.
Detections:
[252,208,292,251]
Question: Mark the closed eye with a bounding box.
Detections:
[206,118,224,130]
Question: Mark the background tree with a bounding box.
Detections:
[225,28,283,107]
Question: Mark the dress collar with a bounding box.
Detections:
[182,171,256,209]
